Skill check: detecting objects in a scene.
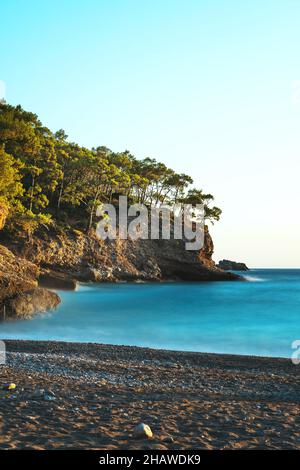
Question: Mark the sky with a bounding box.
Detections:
[1,0,300,267]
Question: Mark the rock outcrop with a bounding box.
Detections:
[39,271,78,290]
[0,245,60,319]
[217,259,249,271]
[0,245,38,301]
[5,287,60,319]
[4,227,241,283]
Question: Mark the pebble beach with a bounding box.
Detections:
[0,340,300,450]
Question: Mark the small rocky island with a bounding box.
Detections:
[217,259,249,271]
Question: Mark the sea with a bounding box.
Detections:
[1,269,300,358]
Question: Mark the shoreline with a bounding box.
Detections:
[2,337,291,361]
[1,340,300,449]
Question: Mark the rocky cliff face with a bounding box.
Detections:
[5,226,239,284]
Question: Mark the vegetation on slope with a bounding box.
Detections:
[0,103,221,237]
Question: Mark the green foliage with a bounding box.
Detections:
[0,198,9,230]
[0,145,24,205]
[180,189,222,223]
[0,102,222,233]
[11,211,53,239]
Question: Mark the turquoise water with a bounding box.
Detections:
[1,269,300,358]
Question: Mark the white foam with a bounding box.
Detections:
[244,275,266,282]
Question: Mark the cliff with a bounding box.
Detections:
[4,226,239,285]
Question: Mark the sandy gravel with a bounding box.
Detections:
[0,340,300,449]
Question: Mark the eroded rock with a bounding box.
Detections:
[5,287,60,319]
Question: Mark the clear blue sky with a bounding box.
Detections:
[1,0,300,267]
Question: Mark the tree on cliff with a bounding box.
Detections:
[0,145,23,209]
[0,104,60,214]
[0,102,222,234]
[181,189,222,223]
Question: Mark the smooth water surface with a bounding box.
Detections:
[1,269,300,357]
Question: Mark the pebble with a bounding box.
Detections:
[3,383,16,391]
[147,444,168,450]
[44,395,56,402]
[32,388,45,398]
[133,423,153,439]
[32,388,56,401]
[162,435,174,443]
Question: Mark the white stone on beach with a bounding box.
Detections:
[133,423,153,439]
[32,388,45,398]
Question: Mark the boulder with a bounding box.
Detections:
[4,287,61,319]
